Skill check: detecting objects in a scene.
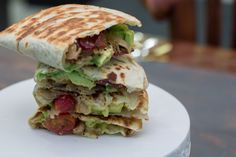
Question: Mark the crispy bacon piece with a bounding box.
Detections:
[95,31,107,49]
[96,79,125,89]
[77,31,107,51]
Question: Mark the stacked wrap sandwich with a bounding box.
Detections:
[0,4,149,137]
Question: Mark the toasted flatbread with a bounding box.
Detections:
[0,4,141,70]
[34,85,148,119]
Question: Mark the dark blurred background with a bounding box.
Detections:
[0,0,235,48]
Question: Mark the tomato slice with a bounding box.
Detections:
[54,94,76,113]
[78,36,96,51]
[95,32,107,49]
[43,114,76,135]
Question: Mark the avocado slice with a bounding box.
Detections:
[92,47,113,67]
[109,104,124,113]
[108,24,134,46]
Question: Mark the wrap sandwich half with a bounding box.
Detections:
[0,4,141,70]
[0,4,149,138]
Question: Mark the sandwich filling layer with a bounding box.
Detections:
[66,24,135,68]
[29,106,142,138]
[36,55,148,92]
[34,86,148,119]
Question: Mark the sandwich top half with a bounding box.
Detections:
[0,4,141,70]
[0,4,149,137]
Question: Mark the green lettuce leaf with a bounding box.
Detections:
[36,64,95,89]
[68,71,95,89]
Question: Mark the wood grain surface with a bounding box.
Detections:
[145,41,236,74]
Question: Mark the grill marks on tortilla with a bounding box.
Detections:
[107,72,117,82]
[120,73,125,82]
[16,14,68,41]
[136,90,148,110]
[37,18,84,40]
[11,5,127,45]
[4,24,17,33]
[3,14,35,34]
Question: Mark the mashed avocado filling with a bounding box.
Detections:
[78,117,129,138]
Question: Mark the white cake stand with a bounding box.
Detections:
[0,79,190,157]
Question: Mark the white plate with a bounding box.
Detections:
[0,79,190,157]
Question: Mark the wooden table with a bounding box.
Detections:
[1,41,236,157]
[144,41,236,74]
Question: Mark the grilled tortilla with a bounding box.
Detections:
[0,4,141,70]
[33,85,148,119]
[0,4,149,138]
[29,106,142,138]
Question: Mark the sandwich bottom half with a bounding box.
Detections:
[29,107,142,138]
[29,85,148,138]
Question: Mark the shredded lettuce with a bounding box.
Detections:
[64,63,79,72]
